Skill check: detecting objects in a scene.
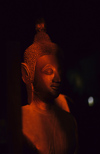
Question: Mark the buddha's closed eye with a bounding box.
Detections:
[42,68,53,75]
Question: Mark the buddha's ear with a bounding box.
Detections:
[21,63,31,84]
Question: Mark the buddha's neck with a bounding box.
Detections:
[31,93,54,111]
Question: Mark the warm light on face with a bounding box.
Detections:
[34,55,61,100]
[88,96,94,106]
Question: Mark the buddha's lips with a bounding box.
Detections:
[51,84,61,90]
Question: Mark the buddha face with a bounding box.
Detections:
[33,55,61,100]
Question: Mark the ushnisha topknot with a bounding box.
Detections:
[23,19,60,81]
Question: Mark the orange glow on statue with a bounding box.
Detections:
[21,19,78,154]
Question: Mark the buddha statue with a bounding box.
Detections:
[21,19,78,154]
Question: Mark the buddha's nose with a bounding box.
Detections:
[52,70,61,83]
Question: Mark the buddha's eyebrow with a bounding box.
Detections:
[42,64,53,70]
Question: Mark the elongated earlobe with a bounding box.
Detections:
[21,63,31,84]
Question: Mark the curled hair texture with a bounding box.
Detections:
[23,19,61,81]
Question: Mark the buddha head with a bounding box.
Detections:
[21,20,63,104]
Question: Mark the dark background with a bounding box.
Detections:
[1,0,100,153]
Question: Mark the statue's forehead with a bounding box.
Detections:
[35,55,59,69]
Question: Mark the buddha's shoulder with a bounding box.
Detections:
[22,104,37,119]
[22,104,39,120]
[22,104,30,111]
[22,105,31,116]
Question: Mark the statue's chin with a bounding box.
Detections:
[45,91,60,101]
[51,88,60,98]
[34,86,61,102]
[34,91,60,102]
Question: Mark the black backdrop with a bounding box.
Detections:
[1,0,100,153]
